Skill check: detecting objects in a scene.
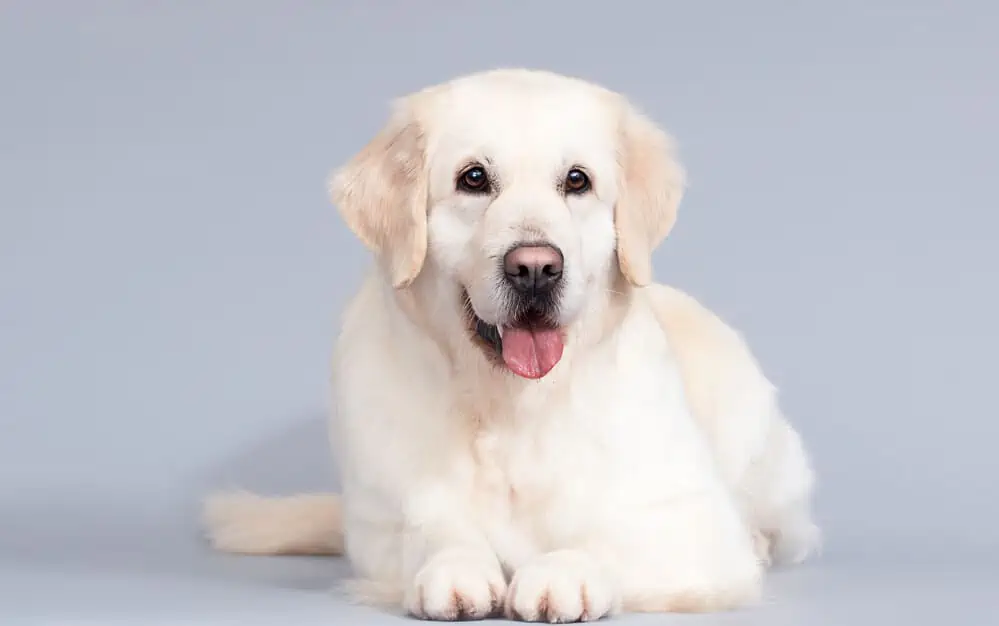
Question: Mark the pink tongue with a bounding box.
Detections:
[501,326,564,379]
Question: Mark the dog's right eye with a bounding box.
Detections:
[457,166,491,193]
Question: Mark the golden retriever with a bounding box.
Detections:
[203,68,820,622]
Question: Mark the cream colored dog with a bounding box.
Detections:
[203,68,820,622]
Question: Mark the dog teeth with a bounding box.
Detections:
[497,325,505,338]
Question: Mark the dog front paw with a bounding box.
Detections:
[405,551,506,621]
[505,550,618,623]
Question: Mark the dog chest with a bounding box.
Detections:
[463,402,611,565]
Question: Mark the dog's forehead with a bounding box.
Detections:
[422,75,620,168]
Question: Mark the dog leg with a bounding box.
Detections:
[556,490,764,616]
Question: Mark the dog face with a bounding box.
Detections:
[330,69,685,379]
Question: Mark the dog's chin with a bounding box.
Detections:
[462,292,566,380]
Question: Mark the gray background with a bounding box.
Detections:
[2,1,997,624]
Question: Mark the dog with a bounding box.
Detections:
[203,68,820,622]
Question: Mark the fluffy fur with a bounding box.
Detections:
[203,68,820,622]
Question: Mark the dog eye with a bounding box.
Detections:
[457,165,491,193]
[564,168,591,194]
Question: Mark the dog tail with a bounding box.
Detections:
[202,490,344,556]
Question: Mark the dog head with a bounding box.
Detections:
[330,69,685,379]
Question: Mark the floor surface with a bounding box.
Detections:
[2,500,996,626]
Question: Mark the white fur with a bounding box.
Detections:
[203,69,820,621]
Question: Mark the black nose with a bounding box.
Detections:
[503,244,564,295]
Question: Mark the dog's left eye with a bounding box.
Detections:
[564,168,591,194]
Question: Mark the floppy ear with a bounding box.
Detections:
[614,105,687,287]
[328,100,429,289]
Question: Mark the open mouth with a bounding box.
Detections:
[471,308,565,380]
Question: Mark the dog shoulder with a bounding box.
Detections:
[336,270,388,339]
[332,270,430,409]
[641,283,776,424]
